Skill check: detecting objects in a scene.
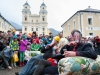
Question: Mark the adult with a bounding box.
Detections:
[47,33,53,44]
[49,32,63,46]
[41,29,97,75]
[93,36,100,55]
[7,30,13,45]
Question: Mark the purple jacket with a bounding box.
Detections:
[19,39,28,52]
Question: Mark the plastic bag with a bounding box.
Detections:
[13,51,19,62]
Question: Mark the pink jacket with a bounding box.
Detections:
[19,39,28,52]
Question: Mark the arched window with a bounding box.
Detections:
[43,18,45,21]
[25,17,27,21]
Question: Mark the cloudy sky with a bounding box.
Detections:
[0,0,100,31]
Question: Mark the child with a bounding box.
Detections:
[19,35,28,66]
[31,39,40,51]
[10,35,19,67]
[24,43,31,64]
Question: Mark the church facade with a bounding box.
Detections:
[22,2,48,35]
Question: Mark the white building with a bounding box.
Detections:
[22,1,48,35]
[0,13,16,32]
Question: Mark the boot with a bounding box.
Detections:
[14,63,17,67]
[19,62,22,67]
[11,63,14,68]
[22,62,24,66]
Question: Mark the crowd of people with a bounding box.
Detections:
[0,30,54,70]
[0,30,100,75]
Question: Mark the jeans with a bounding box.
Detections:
[19,55,44,75]
[41,66,58,75]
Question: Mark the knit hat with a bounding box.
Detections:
[13,35,17,39]
[54,36,60,42]
[22,35,27,39]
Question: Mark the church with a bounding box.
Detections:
[22,1,49,35]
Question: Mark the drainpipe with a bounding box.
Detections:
[80,12,82,32]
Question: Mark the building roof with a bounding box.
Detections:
[40,2,46,7]
[79,6,100,13]
[23,1,30,6]
[0,13,14,28]
[61,6,100,27]
[9,21,22,31]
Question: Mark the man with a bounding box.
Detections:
[48,32,63,47]
[41,30,97,75]
[47,33,53,44]
[7,30,13,45]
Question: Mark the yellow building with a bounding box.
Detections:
[22,1,48,35]
[61,6,100,37]
[0,13,16,32]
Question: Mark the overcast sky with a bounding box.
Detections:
[0,0,100,31]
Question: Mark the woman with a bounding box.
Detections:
[41,29,97,75]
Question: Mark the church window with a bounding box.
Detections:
[36,28,38,31]
[32,28,34,31]
[43,28,45,31]
[36,20,38,22]
[25,27,27,31]
[43,18,45,21]
[43,7,44,9]
[25,17,27,21]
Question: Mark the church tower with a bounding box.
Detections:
[39,2,48,35]
[22,1,48,35]
[39,2,48,23]
[22,1,31,33]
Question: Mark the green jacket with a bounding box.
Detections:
[10,40,19,51]
[31,44,40,51]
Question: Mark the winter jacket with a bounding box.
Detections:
[47,36,53,43]
[93,40,100,55]
[41,46,54,60]
[19,39,28,52]
[0,41,5,52]
[31,44,40,51]
[10,40,19,51]
[60,43,97,59]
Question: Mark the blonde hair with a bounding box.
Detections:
[58,38,69,52]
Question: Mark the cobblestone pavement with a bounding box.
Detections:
[0,67,23,75]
